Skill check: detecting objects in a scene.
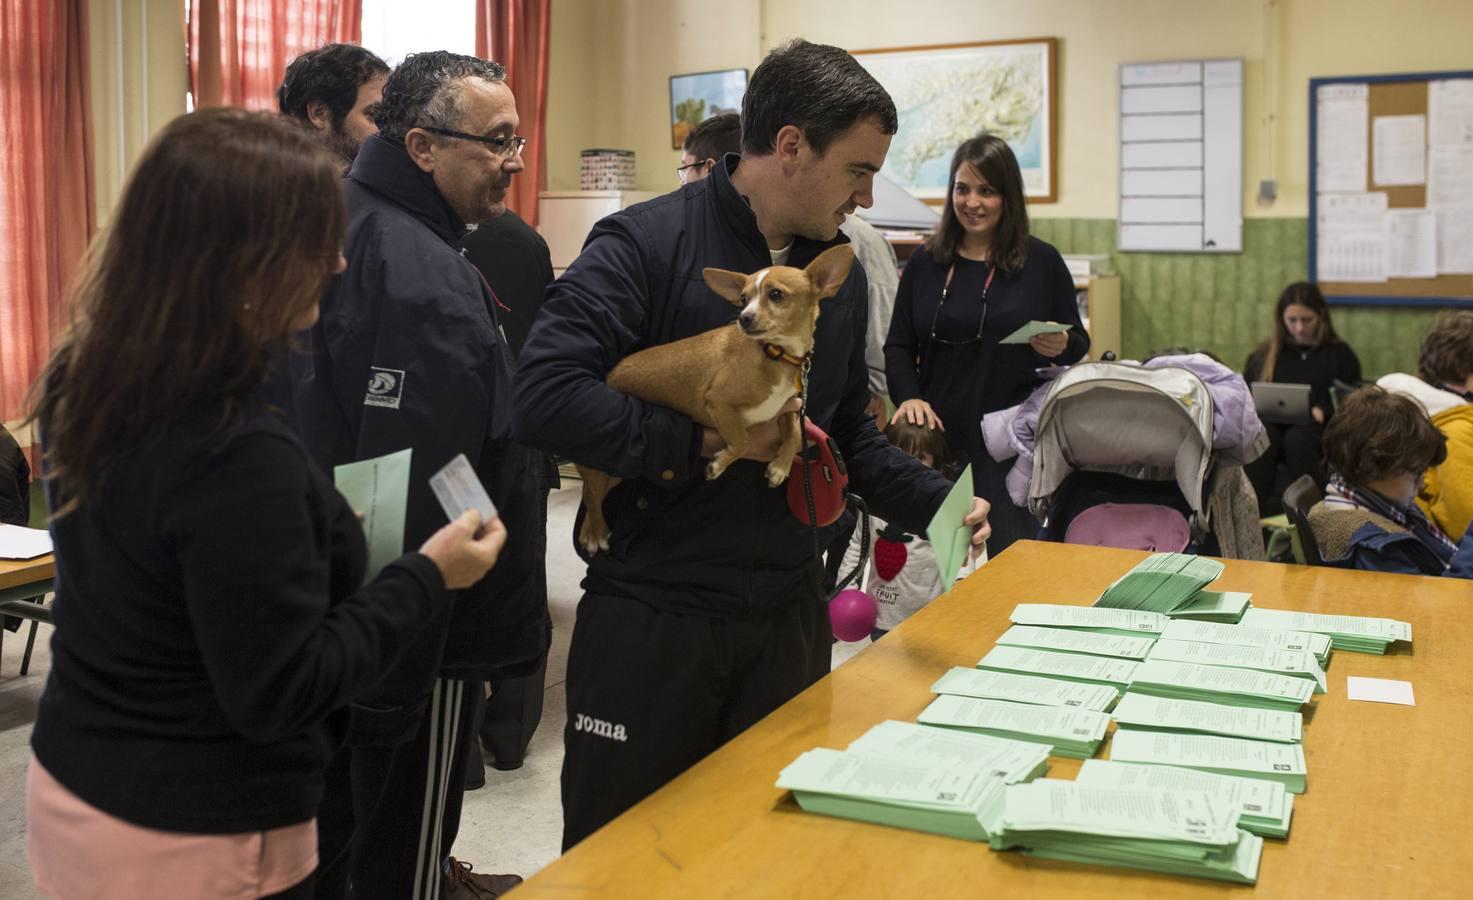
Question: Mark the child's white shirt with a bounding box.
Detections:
[838,514,978,630]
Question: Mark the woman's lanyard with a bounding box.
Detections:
[929,262,996,345]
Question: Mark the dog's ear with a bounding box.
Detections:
[804,245,855,299]
[703,268,749,307]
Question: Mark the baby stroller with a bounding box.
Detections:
[1029,362,1220,554]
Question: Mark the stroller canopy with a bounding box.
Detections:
[1029,362,1215,531]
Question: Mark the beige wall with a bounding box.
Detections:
[544,0,1473,217]
[89,0,191,223]
[87,1,1473,214]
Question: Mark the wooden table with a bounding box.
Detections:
[0,554,53,599]
[517,541,1473,899]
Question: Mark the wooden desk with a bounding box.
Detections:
[518,541,1473,899]
[0,554,53,596]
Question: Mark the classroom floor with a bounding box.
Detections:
[0,482,874,898]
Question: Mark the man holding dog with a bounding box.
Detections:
[513,38,991,849]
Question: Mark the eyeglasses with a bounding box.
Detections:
[676,160,707,184]
[421,127,528,158]
[927,263,997,348]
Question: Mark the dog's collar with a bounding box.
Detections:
[761,343,810,368]
[762,343,811,395]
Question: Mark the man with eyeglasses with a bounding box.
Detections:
[676,112,740,185]
[283,50,546,899]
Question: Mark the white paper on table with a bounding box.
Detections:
[0,524,52,560]
[1434,206,1473,274]
[1316,84,1369,192]
[1317,233,1387,282]
[1429,79,1473,147]
[1345,676,1415,706]
[1373,115,1427,186]
[1384,209,1438,278]
[1428,145,1473,207]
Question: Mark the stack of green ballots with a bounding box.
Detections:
[1128,659,1314,711]
[774,721,1050,841]
[976,645,1140,694]
[1161,619,1333,667]
[1009,603,1168,637]
[1109,728,1308,794]
[1110,692,1303,743]
[918,694,1110,758]
[1075,760,1294,839]
[1147,639,1328,693]
[995,624,1155,659]
[1240,608,1412,654]
[1167,590,1252,623]
[776,748,1006,841]
[848,720,1051,782]
[1094,553,1225,614]
[930,667,1119,713]
[982,779,1263,884]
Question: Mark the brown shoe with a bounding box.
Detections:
[444,856,523,898]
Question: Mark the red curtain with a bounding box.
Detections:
[0,0,94,427]
[189,0,362,110]
[475,0,550,227]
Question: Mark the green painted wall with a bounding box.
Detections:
[1030,218,1444,379]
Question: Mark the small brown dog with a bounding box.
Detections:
[576,244,854,553]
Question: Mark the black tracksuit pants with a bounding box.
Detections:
[560,589,831,850]
[315,678,481,900]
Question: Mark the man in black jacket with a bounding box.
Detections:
[514,39,990,850]
[277,42,389,166]
[287,51,545,898]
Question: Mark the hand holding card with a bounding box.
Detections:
[430,453,499,536]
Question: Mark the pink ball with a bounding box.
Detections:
[829,589,878,642]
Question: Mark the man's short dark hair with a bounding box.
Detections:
[1322,386,1447,485]
[1418,310,1473,386]
[277,43,389,128]
[374,51,506,146]
[683,113,741,163]
[741,39,897,157]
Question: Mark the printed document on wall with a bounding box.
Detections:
[1317,84,1369,192]
[1373,115,1426,187]
[1385,209,1437,279]
[1317,192,1387,282]
[1429,79,1473,147]
[1434,207,1473,274]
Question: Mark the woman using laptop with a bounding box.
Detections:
[1243,282,1361,516]
[884,134,1088,553]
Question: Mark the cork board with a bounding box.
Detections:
[1309,71,1473,307]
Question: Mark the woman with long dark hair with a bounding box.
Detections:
[884,133,1088,554]
[1243,282,1361,515]
[25,109,506,899]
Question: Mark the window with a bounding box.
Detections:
[360,0,475,67]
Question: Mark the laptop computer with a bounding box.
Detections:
[1251,382,1315,425]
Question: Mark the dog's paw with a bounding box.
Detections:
[578,526,610,555]
[706,460,727,480]
[766,463,790,488]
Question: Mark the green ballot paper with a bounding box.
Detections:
[1095,553,1225,614]
[984,780,1263,884]
[775,747,1008,841]
[925,463,974,592]
[999,320,1072,344]
[334,448,412,580]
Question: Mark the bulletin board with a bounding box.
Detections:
[1308,70,1473,308]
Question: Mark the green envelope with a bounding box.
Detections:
[1000,320,1072,344]
[334,448,412,580]
[926,463,974,592]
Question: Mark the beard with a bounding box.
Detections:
[324,126,363,167]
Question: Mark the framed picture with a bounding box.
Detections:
[670,68,748,150]
[853,38,1058,203]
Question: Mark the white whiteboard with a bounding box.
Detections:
[1118,59,1243,253]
